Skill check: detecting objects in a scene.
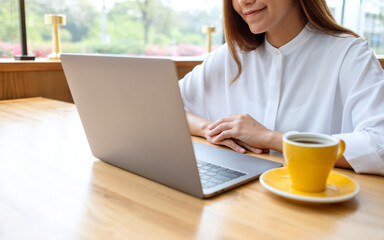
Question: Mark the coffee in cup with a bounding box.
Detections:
[283,132,345,192]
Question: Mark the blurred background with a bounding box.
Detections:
[0,0,383,58]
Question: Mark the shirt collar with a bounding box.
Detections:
[264,23,314,55]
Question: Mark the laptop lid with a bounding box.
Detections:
[61,54,204,197]
[61,54,282,198]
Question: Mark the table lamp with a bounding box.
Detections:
[202,26,216,53]
[45,14,66,60]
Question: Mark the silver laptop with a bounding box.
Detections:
[60,54,282,198]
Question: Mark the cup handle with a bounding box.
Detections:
[337,139,346,160]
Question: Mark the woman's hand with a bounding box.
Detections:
[207,114,283,152]
[205,135,247,153]
[186,111,261,153]
[186,112,246,153]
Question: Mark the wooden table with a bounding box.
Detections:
[1,98,383,240]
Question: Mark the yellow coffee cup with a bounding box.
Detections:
[283,132,345,192]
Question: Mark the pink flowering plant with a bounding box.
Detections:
[0,41,51,58]
[1,41,211,58]
[144,44,205,56]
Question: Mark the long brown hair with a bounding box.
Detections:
[223,0,359,81]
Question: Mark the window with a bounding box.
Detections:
[22,0,223,58]
[0,0,20,58]
[1,0,383,58]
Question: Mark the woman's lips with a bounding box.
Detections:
[244,7,267,17]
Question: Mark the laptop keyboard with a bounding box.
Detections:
[197,160,246,189]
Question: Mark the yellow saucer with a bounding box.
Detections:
[260,167,359,204]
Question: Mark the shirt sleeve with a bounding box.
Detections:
[178,44,231,120]
[334,37,384,175]
[178,59,208,118]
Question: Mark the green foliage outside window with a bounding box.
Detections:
[0,0,223,58]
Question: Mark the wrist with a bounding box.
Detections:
[199,121,211,138]
[266,130,283,152]
[186,111,212,138]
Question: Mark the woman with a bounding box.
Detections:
[179,0,384,175]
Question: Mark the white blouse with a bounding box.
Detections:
[179,24,384,175]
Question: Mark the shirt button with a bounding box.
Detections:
[275,50,279,56]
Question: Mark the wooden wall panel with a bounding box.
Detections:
[175,60,202,79]
[0,70,73,103]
